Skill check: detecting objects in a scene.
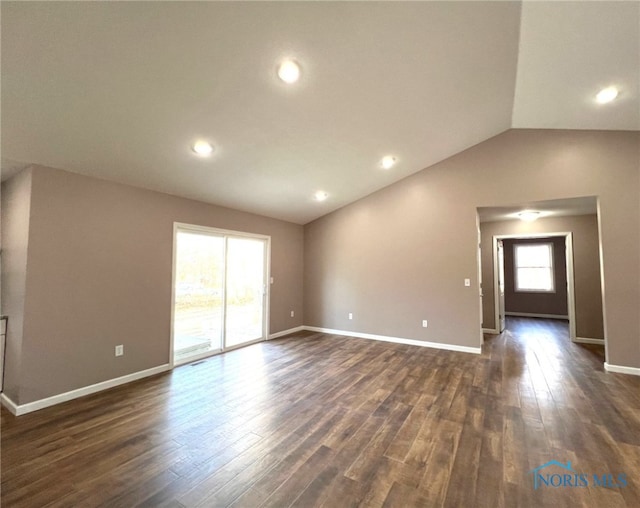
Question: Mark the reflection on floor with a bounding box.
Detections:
[501,316,605,370]
[504,315,570,341]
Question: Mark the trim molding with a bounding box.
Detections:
[604,363,640,376]
[9,332,630,416]
[574,337,605,345]
[303,326,481,355]
[0,394,19,415]
[505,312,569,320]
[1,364,171,416]
[1,324,484,415]
[269,326,305,339]
[482,328,499,334]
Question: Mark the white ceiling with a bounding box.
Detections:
[2,2,638,224]
[512,1,639,130]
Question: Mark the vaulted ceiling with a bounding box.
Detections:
[2,2,638,224]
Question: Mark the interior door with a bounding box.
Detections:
[477,225,484,337]
[497,239,506,332]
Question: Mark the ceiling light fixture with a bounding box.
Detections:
[277,59,301,84]
[518,211,541,222]
[192,140,213,156]
[314,190,328,202]
[596,86,618,104]
[381,155,397,170]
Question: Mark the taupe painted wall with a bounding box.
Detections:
[3,129,638,407]
[480,215,604,339]
[8,166,304,405]
[304,130,639,366]
[0,168,33,401]
[503,236,568,316]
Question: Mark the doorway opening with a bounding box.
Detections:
[492,232,576,340]
[477,197,606,362]
[171,223,270,366]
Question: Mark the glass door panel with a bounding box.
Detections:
[173,231,224,363]
[225,237,266,348]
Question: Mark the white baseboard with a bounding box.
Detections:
[574,337,605,345]
[1,325,481,416]
[505,312,569,320]
[604,363,640,376]
[482,328,499,334]
[0,394,19,415]
[1,364,171,416]
[303,326,481,355]
[269,326,305,339]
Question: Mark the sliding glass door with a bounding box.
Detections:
[172,225,269,365]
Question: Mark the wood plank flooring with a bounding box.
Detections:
[2,317,640,507]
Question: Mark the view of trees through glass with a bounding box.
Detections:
[173,230,266,362]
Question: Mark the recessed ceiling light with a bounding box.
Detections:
[596,86,618,104]
[192,140,213,156]
[277,59,301,84]
[518,211,541,222]
[314,190,328,202]
[381,155,397,170]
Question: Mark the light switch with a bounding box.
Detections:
[464,278,471,287]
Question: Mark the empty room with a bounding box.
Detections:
[1,2,639,507]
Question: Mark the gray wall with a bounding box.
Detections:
[503,236,568,316]
[481,215,604,339]
[304,129,638,366]
[5,166,304,405]
[0,168,33,402]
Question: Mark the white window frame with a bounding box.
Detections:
[514,242,555,293]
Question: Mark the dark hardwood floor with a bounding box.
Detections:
[2,317,640,507]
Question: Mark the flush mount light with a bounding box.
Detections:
[381,155,397,170]
[314,190,328,202]
[518,211,541,222]
[192,140,213,156]
[277,59,301,84]
[596,86,618,104]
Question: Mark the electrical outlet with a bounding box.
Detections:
[348,313,353,320]
[115,345,124,357]
[422,320,428,328]
[290,310,295,317]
